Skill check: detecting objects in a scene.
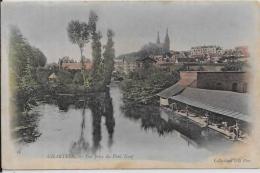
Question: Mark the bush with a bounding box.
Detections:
[73,72,84,84]
[57,70,73,84]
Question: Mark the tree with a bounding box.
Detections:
[221,61,243,71]
[32,47,47,67]
[88,11,103,86]
[91,31,103,83]
[18,57,38,111]
[9,26,46,112]
[67,20,90,86]
[103,29,115,85]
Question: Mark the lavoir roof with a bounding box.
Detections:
[170,87,250,123]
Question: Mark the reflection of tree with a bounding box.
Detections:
[104,90,115,148]
[70,100,89,156]
[89,97,102,154]
[69,87,115,155]
[122,103,204,144]
[88,88,115,153]
[57,95,74,112]
[122,104,173,136]
[14,112,42,143]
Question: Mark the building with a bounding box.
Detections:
[114,58,137,74]
[155,28,171,53]
[169,87,250,134]
[61,62,92,71]
[48,73,57,82]
[157,70,249,107]
[191,45,222,58]
[157,78,250,141]
[136,56,157,68]
[179,71,249,93]
[58,56,92,71]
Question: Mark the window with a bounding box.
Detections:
[232,83,238,92]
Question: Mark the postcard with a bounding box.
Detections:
[1,0,260,169]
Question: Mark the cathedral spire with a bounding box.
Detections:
[156,31,160,44]
[164,28,170,51]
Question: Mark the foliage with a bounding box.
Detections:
[67,20,90,86]
[73,71,84,84]
[120,68,179,105]
[103,29,115,85]
[57,70,73,84]
[9,26,47,112]
[91,31,103,83]
[32,47,47,67]
[221,61,243,71]
[67,20,89,52]
[88,10,104,87]
[36,67,52,84]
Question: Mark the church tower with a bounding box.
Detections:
[156,31,160,44]
[164,28,170,51]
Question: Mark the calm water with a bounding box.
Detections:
[15,84,234,162]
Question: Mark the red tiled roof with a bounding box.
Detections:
[62,62,92,70]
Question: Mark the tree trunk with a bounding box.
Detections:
[80,47,86,87]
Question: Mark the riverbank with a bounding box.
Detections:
[119,69,180,105]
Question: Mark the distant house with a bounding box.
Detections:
[61,62,92,71]
[58,56,92,71]
[114,58,137,74]
[48,73,57,82]
[136,56,157,68]
[175,57,196,64]
[191,45,222,58]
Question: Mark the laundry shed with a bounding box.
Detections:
[157,83,185,106]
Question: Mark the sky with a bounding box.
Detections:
[2,1,259,63]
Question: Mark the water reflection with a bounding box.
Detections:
[121,103,230,150]
[14,112,42,143]
[15,85,233,161]
[67,88,115,155]
[70,101,89,156]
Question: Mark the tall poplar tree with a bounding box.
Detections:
[103,29,115,85]
[88,11,103,85]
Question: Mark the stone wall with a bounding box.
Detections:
[197,72,248,93]
[179,71,249,93]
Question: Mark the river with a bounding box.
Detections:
[15,84,234,162]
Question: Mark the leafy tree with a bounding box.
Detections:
[67,20,90,86]
[16,57,38,112]
[91,31,103,83]
[88,11,103,86]
[57,70,73,84]
[73,71,83,84]
[32,47,47,67]
[103,29,115,85]
[9,26,47,112]
[36,67,52,84]
[9,26,32,86]
[221,61,243,71]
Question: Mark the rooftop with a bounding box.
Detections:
[170,87,249,122]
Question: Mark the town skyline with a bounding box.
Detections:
[2,1,257,63]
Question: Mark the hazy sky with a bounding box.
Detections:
[2,1,258,63]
